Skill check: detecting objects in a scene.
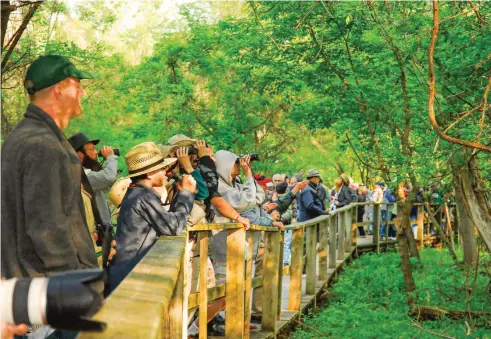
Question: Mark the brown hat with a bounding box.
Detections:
[124,142,177,178]
[340,173,350,185]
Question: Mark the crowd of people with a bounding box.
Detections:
[1,55,451,339]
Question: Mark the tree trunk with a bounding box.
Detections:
[394,204,417,306]
[452,156,491,253]
[400,201,419,259]
[454,184,477,266]
[427,203,459,264]
[1,1,14,50]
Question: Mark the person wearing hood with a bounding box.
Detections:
[329,173,353,210]
[211,151,280,283]
[297,169,329,221]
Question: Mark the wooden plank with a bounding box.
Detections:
[261,231,281,333]
[277,231,284,318]
[188,223,242,231]
[305,224,317,295]
[244,232,254,339]
[337,213,345,261]
[226,227,246,339]
[372,204,381,252]
[288,228,303,311]
[188,284,225,309]
[328,217,337,269]
[318,220,329,281]
[199,232,208,339]
[417,205,424,247]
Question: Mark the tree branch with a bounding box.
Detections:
[1,1,43,71]
[428,0,491,153]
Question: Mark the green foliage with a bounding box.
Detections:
[292,249,491,339]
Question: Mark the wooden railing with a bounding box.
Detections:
[78,201,455,339]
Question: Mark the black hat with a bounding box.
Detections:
[276,182,288,195]
[68,132,100,152]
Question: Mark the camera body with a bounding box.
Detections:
[1,269,106,332]
[97,148,120,157]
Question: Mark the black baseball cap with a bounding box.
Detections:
[24,55,94,95]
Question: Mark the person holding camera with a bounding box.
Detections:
[68,132,119,226]
[109,142,196,292]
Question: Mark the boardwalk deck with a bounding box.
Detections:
[212,236,383,339]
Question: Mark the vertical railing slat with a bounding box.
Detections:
[244,232,254,339]
[225,227,245,339]
[198,232,208,339]
[328,217,337,269]
[318,220,329,281]
[306,225,317,295]
[288,228,304,311]
[337,213,345,261]
[261,231,281,333]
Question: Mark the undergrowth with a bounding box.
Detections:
[291,248,491,339]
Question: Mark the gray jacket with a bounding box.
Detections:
[1,104,98,278]
[85,155,118,224]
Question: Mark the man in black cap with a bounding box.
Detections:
[68,132,119,225]
[1,55,98,279]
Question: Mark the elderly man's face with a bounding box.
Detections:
[309,176,321,185]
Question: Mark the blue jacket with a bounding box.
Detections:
[297,182,328,222]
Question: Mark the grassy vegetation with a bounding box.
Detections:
[291,248,491,339]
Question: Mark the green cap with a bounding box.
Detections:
[24,55,94,95]
[306,169,321,178]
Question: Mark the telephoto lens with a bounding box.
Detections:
[1,269,106,332]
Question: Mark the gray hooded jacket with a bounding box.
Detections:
[210,151,265,273]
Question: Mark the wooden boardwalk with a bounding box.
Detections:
[244,236,384,339]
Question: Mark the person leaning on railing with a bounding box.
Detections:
[108,142,196,293]
[163,135,226,337]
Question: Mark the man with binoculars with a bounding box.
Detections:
[68,132,119,226]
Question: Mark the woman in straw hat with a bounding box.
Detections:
[109,142,196,292]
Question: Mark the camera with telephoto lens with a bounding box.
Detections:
[97,148,120,157]
[1,269,106,332]
[236,153,260,163]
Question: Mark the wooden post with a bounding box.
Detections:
[226,228,246,339]
[163,248,187,339]
[344,210,352,251]
[372,204,381,252]
[277,231,284,318]
[352,205,358,247]
[337,213,345,261]
[288,228,304,311]
[261,231,280,334]
[417,205,424,248]
[198,232,209,339]
[244,232,254,339]
[328,217,337,269]
[319,221,329,281]
[306,224,317,295]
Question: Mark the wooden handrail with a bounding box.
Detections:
[79,236,187,339]
[79,199,455,339]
